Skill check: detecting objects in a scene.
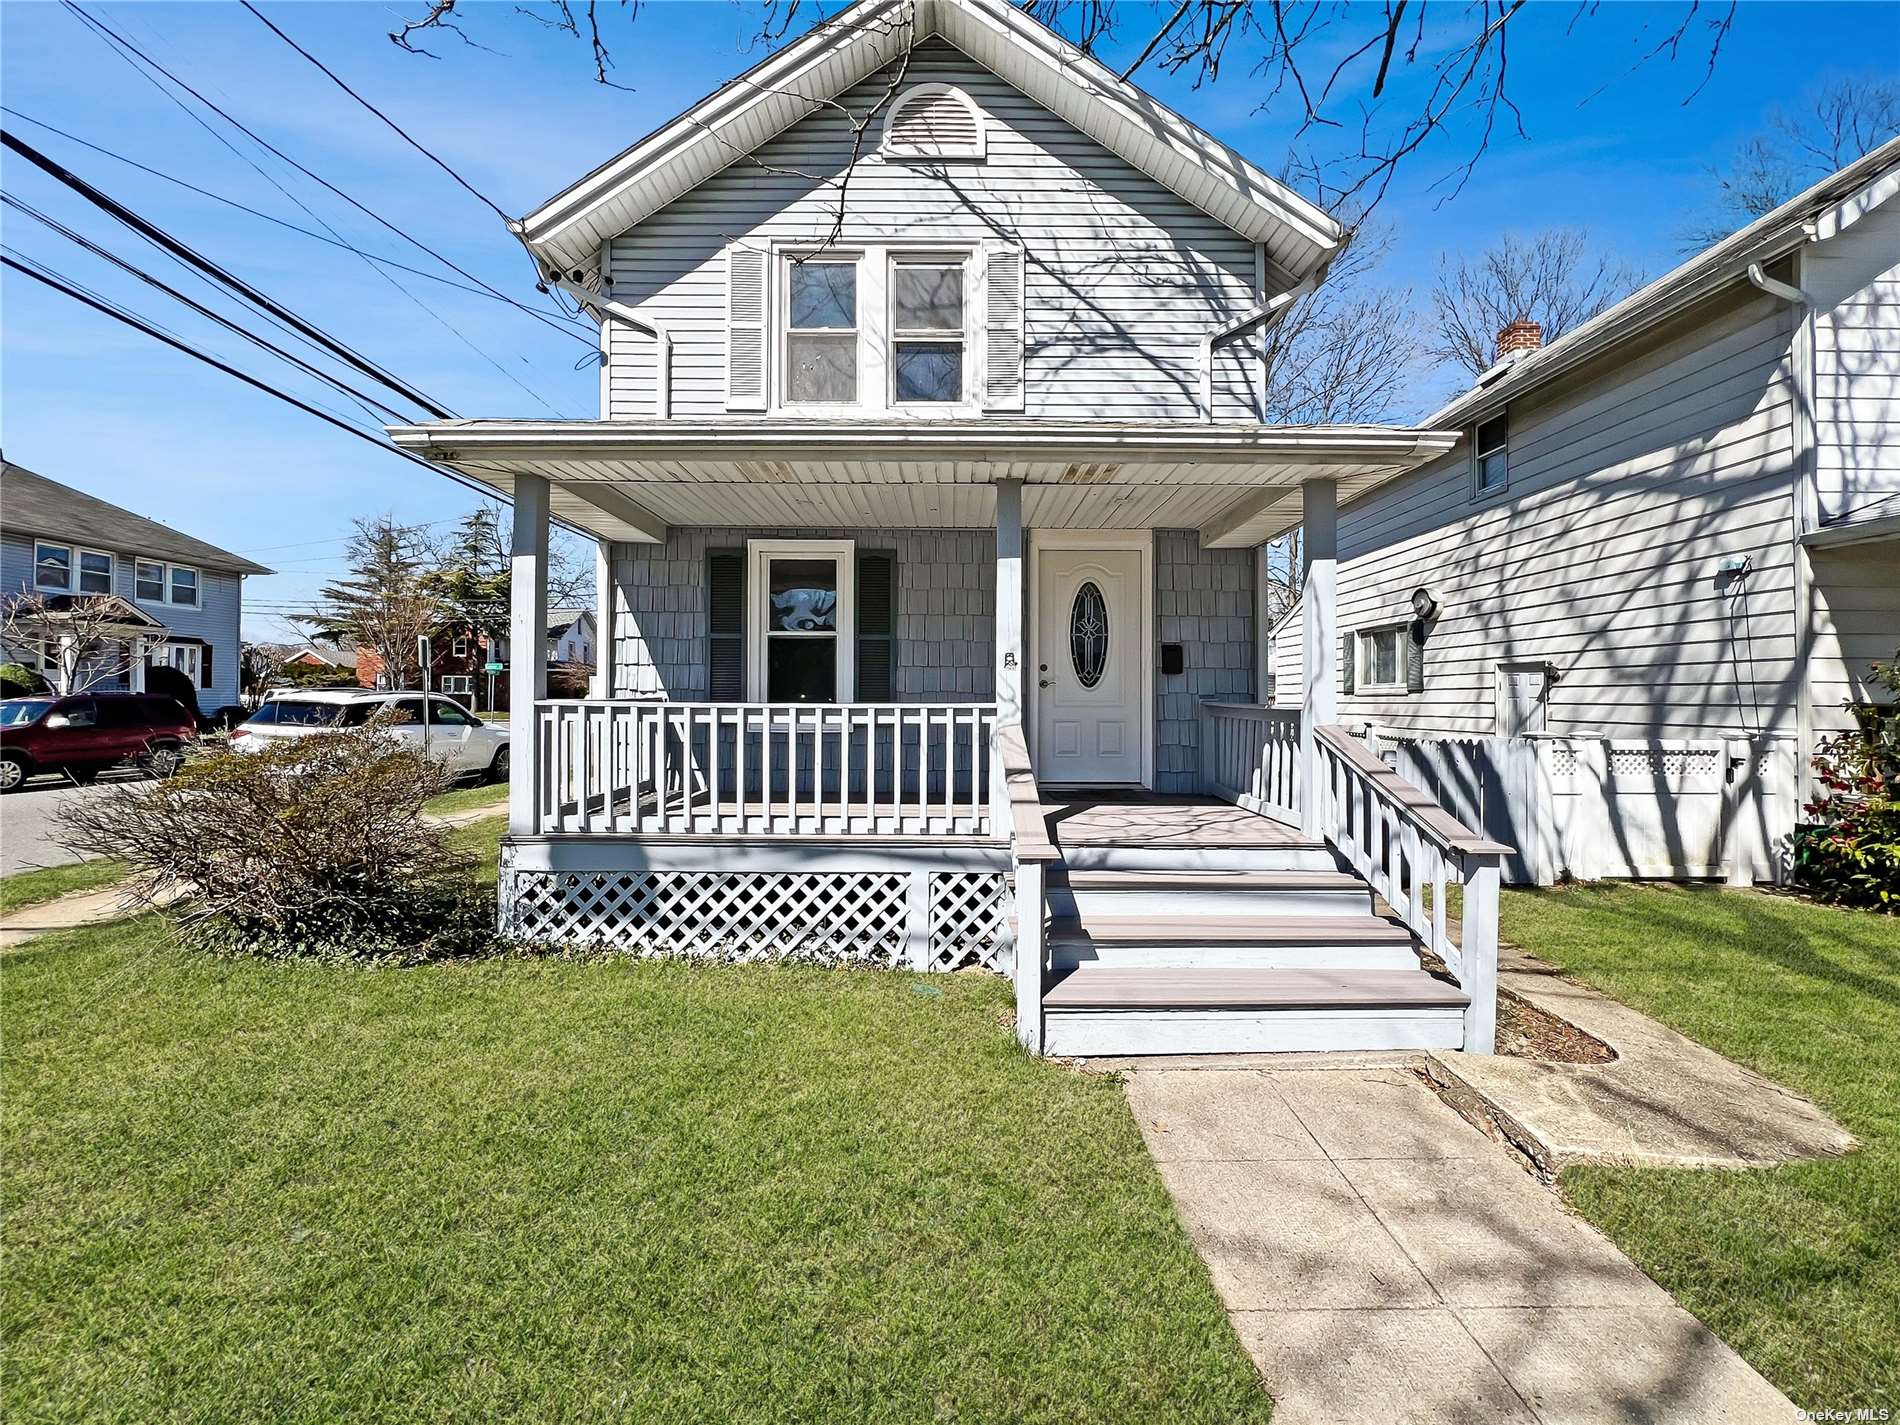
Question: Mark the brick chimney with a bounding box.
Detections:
[1495,319,1543,362]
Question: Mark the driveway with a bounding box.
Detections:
[0,770,143,877]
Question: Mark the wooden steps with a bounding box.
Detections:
[1047,868,1372,919]
[1047,913,1420,970]
[1040,966,1468,1056]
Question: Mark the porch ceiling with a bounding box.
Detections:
[386,419,1458,546]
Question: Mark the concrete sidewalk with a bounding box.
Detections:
[1128,1064,1794,1424]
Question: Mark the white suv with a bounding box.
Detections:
[233,689,509,782]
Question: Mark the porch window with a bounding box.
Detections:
[890,255,965,404]
[1473,415,1508,494]
[169,566,199,607]
[784,258,859,405]
[136,561,165,603]
[34,543,71,592]
[1356,625,1406,694]
[746,539,856,703]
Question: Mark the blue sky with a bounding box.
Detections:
[2,0,1896,641]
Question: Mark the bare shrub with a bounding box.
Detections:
[57,718,498,961]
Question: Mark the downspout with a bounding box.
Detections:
[1746,261,1807,306]
[1199,267,1325,423]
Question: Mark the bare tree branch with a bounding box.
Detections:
[1428,228,1643,378]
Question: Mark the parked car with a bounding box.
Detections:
[0,692,197,791]
[231,688,510,781]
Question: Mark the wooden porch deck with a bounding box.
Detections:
[1041,790,1315,850]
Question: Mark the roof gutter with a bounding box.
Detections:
[543,273,674,419]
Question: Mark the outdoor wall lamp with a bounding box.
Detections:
[1410,587,1440,623]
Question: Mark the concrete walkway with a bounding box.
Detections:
[1128,1064,1794,1424]
[0,800,506,950]
[1428,944,1856,1175]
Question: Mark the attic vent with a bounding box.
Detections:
[881,84,986,160]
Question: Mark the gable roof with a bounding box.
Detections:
[1,460,272,576]
[516,0,1344,280]
[1424,134,1900,431]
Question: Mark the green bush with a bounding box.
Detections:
[0,662,47,700]
[55,717,500,961]
[1793,648,1900,911]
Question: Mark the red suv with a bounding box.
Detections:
[0,693,196,791]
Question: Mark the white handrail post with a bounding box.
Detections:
[1461,854,1500,1053]
[1299,476,1337,837]
[1015,860,1044,1053]
[510,474,550,836]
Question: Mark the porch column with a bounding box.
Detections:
[510,474,550,836]
[593,539,614,699]
[994,479,1026,727]
[1299,477,1338,837]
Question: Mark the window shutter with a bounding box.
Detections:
[707,549,746,701]
[1340,632,1355,696]
[855,551,895,701]
[725,245,767,411]
[201,644,214,691]
[982,241,1025,412]
[1405,623,1425,694]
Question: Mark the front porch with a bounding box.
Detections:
[395,418,1503,1055]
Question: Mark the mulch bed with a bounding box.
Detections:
[1496,987,1617,1063]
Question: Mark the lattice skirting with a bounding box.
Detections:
[501,867,1012,972]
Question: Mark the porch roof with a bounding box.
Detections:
[385,419,1458,547]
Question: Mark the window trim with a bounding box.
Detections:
[745,538,856,703]
[75,548,115,595]
[135,560,166,604]
[778,250,864,413]
[33,541,73,593]
[132,559,201,607]
[1472,413,1509,497]
[767,240,982,418]
[168,564,200,608]
[1355,624,1409,695]
[887,250,972,411]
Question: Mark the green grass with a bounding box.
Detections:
[0,859,127,916]
[3,818,1265,1425]
[423,780,508,818]
[1500,884,1900,1407]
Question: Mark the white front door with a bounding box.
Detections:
[1035,546,1145,784]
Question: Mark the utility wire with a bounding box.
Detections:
[0,106,594,325]
[56,6,574,414]
[3,192,414,425]
[63,1,596,352]
[239,2,510,224]
[3,128,456,419]
[4,253,510,505]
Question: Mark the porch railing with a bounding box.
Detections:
[534,700,999,837]
[993,722,1059,1054]
[1199,701,1302,827]
[1315,724,1507,1053]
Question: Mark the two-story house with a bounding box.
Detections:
[0,460,268,710]
[391,0,1507,1058]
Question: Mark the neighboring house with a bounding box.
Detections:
[1271,138,1900,885]
[281,640,352,671]
[390,0,1517,1057]
[547,608,595,665]
[0,460,269,709]
[355,623,503,709]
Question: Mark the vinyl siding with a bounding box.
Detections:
[604,39,1263,422]
[1809,543,1900,733]
[1805,193,1900,525]
[1275,283,1802,741]
[0,532,245,708]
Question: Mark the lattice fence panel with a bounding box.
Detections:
[927,872,1010,972]
[504,870,909,964]
[1608,746,1721,780]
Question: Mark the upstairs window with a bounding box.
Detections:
[34,543,71,592]
[1474,415,1509,495]
[169,566,200,607]
[890,256,966,404]
[78,550,113,594]
[880,84,986,161]
[784,258,859,405]
[136,561,165,603]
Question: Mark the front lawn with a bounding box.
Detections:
[0,859,126,916]
[1501,884,1900,1407]
[3,828,1266,1424]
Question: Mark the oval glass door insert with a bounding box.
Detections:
[1069,581,1109,689]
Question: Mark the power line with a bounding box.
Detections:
[62,1,596,353]
[55,7,575,415]
[238,2,511,224]
[4,192,414,425]
[3,128,455,419]
[0,106,595,326]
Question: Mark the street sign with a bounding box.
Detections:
[483,661,504,673]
